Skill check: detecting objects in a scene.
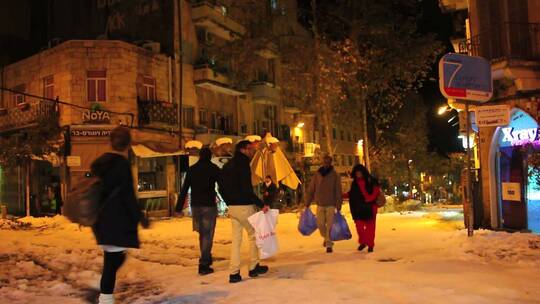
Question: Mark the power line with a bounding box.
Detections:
[0,87,135,127]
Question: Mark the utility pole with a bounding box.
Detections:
[174,0,183,147]
[464,99,474,236]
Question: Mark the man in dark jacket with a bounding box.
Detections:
[91,126,148,304]
[176,147,221,275]
[220,140,269,283]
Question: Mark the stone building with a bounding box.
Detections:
[440,0,540,233]
[0,40,181,216]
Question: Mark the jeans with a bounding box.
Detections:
[192,206,217,267]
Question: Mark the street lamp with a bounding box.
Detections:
[438,105,451,115]
[407,159,413,199]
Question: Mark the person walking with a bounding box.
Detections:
[90,126,149,304]
[348,164,381,253]
[261,175,278,209]
[175,147,221,275]
[304,155,343,253]
[219,140,270,283]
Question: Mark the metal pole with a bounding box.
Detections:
[465,100,474,237]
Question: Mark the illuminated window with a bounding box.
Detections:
[87,71,106,102]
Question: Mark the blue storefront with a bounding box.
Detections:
[492,108,540,233]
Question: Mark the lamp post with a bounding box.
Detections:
[407,159,413,199]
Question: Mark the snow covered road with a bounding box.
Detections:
[1,207,540,304]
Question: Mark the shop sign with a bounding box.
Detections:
[66,156,81,167]
[500,127,539,146]
[502,182,521,201]
[83,110,110,124]
[71,129,112,137]
[475,105,510,127]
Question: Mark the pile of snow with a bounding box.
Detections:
[0,218,32,230]
[453,229,540,267]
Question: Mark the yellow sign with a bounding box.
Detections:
[501,182,521,201]
[66,156,81,167]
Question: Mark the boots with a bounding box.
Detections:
[199,265,214,275]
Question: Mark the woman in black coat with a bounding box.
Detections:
[90,126,148,304]
[348,164,381,253]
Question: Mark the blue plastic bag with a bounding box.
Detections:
[330,212,352,241]
[298,208,318,236]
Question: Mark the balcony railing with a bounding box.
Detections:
[250,82,280,103]
[191,0,246,41]
[194,64,244,96]
[0,100,58,133]
[137,99,178,130]
[460,22,540,62]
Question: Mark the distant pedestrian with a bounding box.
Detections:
[90,126,149,304]
[261,175,278,208]
[348,164,380,253]
[219,140,270,284]
[304,155,343,253]
[176,147,221,275]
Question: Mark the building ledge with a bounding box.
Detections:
[191,1,246,41]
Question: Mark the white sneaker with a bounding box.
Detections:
[98,293,115,304]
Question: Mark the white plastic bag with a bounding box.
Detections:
[248,209,279,259]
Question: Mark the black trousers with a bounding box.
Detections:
[100,251,126,294]
[192,206,217,267]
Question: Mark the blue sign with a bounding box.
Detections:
[439,53,493,102]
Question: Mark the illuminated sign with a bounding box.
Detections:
[83,110,110,124]
[500,127,539,145]
[71,129,112,137]
[498,109,539,148]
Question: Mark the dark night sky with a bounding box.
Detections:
[418,0,463,155]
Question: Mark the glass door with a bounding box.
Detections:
[527,166,540,233]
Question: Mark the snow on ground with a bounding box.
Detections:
[1,206,540,304]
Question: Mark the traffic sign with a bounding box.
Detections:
[439,53,492,102]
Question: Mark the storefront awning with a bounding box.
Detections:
[131,144,185,158]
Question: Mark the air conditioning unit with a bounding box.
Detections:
[142,41,161,53]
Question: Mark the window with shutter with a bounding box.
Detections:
[87,71,107,102]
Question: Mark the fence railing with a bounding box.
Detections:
[0,100,58,132]
[459,22,540,61]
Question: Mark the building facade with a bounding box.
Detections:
[440,0,540,233]
[0,0,362,216]
[0,40,181,217]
